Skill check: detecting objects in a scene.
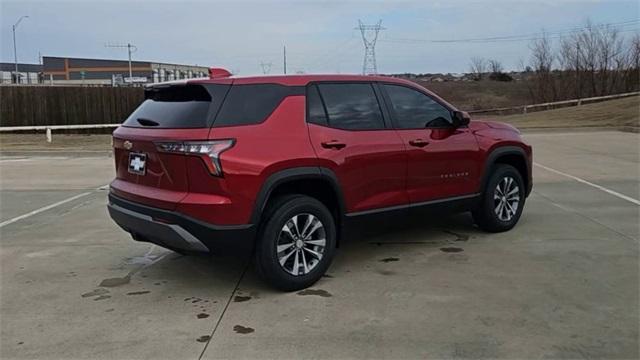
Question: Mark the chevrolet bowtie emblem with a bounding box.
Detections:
[124,140,133,150]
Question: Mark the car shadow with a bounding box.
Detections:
[117,211,483,296]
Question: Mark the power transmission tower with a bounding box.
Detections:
[355,20,384,75]
[260,61,273,74]
[105,42,138,81]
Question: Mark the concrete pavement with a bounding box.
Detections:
[0,130,638,359]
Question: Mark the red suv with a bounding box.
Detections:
[108,70,532,291]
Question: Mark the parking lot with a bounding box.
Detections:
[1,130,638,359]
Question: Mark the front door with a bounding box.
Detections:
[380,83,480,203]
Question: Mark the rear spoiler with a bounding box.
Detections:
[208,67,232,79]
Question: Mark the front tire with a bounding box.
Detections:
[254,195,336,291]
[472,164,525,232]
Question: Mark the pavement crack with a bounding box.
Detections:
[197,260,250,359]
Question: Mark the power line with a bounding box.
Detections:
[300,36,360,73]
[380,19,640,44]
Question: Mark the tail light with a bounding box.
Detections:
[155,140,234,176]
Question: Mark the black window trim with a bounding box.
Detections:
[211,83,305,128]
[378,82,459,130]
[305,80,392,131]
[305,83,330,127]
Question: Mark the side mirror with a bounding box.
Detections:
[452,111,471,127]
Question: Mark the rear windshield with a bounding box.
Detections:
[122,84,229,128]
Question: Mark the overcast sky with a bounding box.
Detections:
[1,0,638,75]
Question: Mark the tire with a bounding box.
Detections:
[254,194,337,291]
[472,164,525,232]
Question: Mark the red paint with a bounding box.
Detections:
[111,74,532,226]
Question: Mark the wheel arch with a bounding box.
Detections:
[250,167,346,230]
[481,146,530,196]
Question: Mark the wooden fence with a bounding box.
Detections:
[0,86,144,127]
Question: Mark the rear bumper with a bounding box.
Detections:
[107,193,255,255]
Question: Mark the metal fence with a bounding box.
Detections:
[468,91,640,116]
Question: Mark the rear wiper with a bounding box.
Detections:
[137,118,160,127]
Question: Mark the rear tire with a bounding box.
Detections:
[254,194,336,291]
[472,164,525,232]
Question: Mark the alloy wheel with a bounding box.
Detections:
[494,176,520,221]
[276,213,326,276]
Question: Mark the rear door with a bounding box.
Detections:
[111,83,230,210]
[380,83,480,202]
[306,82,408,214]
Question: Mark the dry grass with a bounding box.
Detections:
[491,96,640,129]
[414,80,532,110]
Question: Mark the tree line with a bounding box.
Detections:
[470,21,640,103]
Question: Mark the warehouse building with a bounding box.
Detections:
[42,56,210,85]
[0,62,43,84]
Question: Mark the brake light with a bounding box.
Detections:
[155,140,234,176]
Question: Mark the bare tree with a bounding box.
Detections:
[488,59,504,75]
[529,32,557,102]
[469,57,487,80]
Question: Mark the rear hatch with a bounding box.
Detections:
[111,82,230,210]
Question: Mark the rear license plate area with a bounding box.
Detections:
[128,153,147,175]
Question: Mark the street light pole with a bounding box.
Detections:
[12,16,29,84]
[127,43,133,80]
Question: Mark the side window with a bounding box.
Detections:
[306,84,328,126]
[214,84,290,127]
[317,83,385,130]
[383,84,453,129]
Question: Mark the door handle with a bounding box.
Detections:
[408,139,430,148]
[321,140,346,150]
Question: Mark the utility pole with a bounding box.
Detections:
[105,42,137,83]
[576,42,581,99]
[12,16,29,84]
[260,61,273,74]
[283,46,287,75]
[355,20,385,75]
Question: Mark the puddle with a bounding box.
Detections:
[126,290,150,295]
[442,230,470,242]
[81,288,109,298]
[233,325,255,334]
[440,247,464,253]
[196,335,211,343]
[197,313,210,319]
[99,275,131,288]
[297,289,332,298]
[376,269,396,276]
